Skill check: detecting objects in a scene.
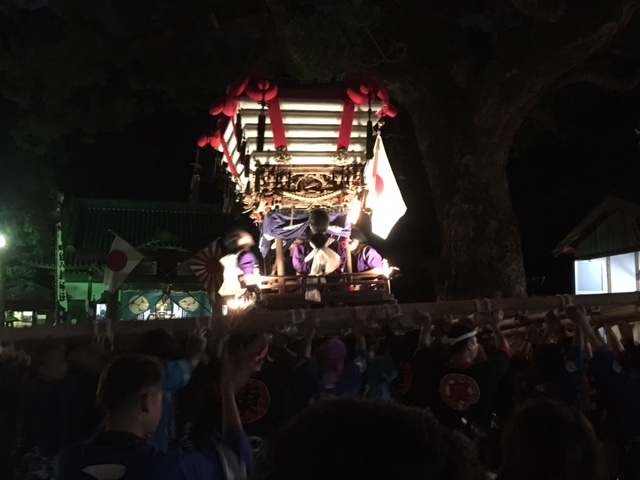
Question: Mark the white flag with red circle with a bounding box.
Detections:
[103,234,145,294]
[364,135,407,239]
[187,238,223,297]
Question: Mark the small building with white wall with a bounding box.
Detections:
[554,196,640,295]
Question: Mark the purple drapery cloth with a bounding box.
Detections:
[259,211,352,257]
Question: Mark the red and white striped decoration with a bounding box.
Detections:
[187,238,223,297]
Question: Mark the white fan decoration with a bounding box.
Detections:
[179,296,200,312]
[128,295,149,314]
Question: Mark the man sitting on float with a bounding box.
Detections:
[348,226,384,275]
[292,209,347,276]
[292,209,346,301]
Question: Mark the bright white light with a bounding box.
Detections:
[383,259,392,278]
[347,200,361,225]
[226,296,256,314]
[382,260,399,278]
[227,298,241,310]
[243,274,263,289]
[0,235,6,249]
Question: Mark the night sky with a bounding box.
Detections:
[2,2,640,303]
[510,84,640,297]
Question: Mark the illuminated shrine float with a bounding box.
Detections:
[197,70,407,312]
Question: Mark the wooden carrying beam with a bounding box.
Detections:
[3,292,640,343]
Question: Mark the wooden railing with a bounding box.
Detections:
[256,272,392,294]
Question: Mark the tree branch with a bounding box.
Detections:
[490,0,640,82]
[364,28,407,65]
[510,0,566,23]
[475,0,640,139]
[554,67,640,92]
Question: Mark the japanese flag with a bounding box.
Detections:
[364,135,407,239]
[103,235,144,294]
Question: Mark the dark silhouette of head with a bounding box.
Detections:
[137,328,180,362]
[533,343,565,380]
[35,341,68,381]
[254,397,486,480]
[622,344,640,372]
[97,355,163,413]
[498,398,603,480]
[350,225,368,243]
[97,355,164,436]
[446,322,479,358]
[308,209,330,235]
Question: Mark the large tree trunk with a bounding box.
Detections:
[400,88,529,300]
[385,2,640,300]
[433,144,527,300]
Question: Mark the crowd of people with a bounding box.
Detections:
[0,211,637,479]
[0,303,638,479]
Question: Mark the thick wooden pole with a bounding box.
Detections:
[4,291,640,342]
[275,239,285,294]
[345,247,353,291]
[107,290,119,322]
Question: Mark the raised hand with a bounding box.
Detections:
[490,309,504,326]
[617,321,635,345]
[565,305,588,325]
[186,327,208,366]
[221,345,252,393]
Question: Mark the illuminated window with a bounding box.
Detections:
[575,259,607,295]
[610,252,637,293]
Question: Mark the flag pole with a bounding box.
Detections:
[107,289,119,324]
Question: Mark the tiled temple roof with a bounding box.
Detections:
[30,197,242,270]
[67,198,233,252]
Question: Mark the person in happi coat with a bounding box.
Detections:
[292,209,346,301]
[347,226,384,274]
[219,230,260,297]
[292,209,346,275]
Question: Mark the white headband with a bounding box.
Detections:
[444,330,477,346]
[238,235,253,247]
